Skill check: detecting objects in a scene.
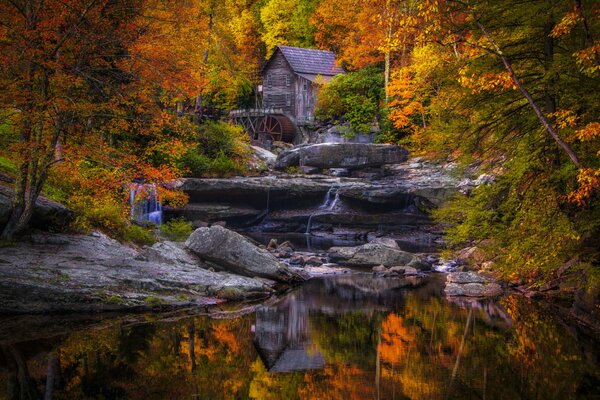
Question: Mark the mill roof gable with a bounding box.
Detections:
[262,46,344,77]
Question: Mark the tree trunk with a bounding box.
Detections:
[475,18,581,168]
[384,50,390,105]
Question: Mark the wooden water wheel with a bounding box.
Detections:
[257,115,296,143]
[258,115,283,142]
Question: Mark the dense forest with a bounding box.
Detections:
[0,0,598,294]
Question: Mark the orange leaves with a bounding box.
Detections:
[379,313,415,364]
[550,8,581,39]
[549,110,579,130]
[567,168,600,207]
[575,122,600,141]
[573,44,600,76]
[458,68,515,93]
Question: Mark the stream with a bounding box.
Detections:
[1,272,598,399]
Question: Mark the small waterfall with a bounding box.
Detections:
[305,214,315,235]
[129,183,162,226]
[319,187,340,211]
[306,186,340,235]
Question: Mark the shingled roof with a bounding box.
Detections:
[266,46,344,76]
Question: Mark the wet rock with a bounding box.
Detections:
[164,203,263,225]
[299,264,352,277]
[185,225,304,283]
[372,265,388,273]
[0,185,74,232]
[300,166,321,174]
[390,266,419,275]
[330,168,349,177]
[445,282,502,297]
[329,240,427,269]
[447,271,488,284]
[444,272,502,297]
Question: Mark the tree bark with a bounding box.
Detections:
[475,18,581,168]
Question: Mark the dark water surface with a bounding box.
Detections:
[1,274,599,399]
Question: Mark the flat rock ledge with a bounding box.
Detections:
[444,272,503,297]
[0,231,300,314]
[329,238,430,270]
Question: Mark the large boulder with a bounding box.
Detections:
[185,225,304,283]
[274,147,303,170]
[0,185,74,231]
[329,239,428,269]
[251,145,277,167]
[275,143,409,170]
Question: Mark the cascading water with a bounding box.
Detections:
[306,186,340,235]
[129,183,162,226]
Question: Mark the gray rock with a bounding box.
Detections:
[370,237,399,248]
[251,145,277,166]
[274,147,302,170]
[185,225,304,283]
[445,282,502,297]
[330,168,349,177]
[444,272,502,297]
[0,185,74,231]
[303,143,408,169]
[372,265,388,273]
[275,143,408,170]
[300,166,321,174]
[140,241,200,265]
[164,203,263,224]
[329,240,427,269]
[390,266,419,275]
[447,271,488,284]
[0,232,280,313]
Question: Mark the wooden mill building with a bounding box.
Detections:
[230,46,344,144]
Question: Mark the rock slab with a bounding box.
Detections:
[0,232,278,313]
[0,185,74,231]
[329,239,428,269]
[275,143,409,170]
[185,225,304,283]
[444,272,502,297]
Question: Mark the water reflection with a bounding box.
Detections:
[0,275,598,399]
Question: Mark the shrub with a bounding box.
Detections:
[315,67,384,135]
[160,217,193,242]
[124,224,156,246]
[178,150,212,176]
[70,194,129,236]
[177,120,251,177]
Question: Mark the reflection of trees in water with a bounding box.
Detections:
[0,283,598,399]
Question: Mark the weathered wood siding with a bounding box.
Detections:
[294,76,317,124]
[262,51,296,118]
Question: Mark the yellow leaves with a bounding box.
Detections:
[550,8,581,38]
[458,68,514,93]
[575,122,600,141]
[573,44,600,76]
[567,167,600,207]
[549,109,579,129]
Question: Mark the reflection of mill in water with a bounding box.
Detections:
[253,295,325,373]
